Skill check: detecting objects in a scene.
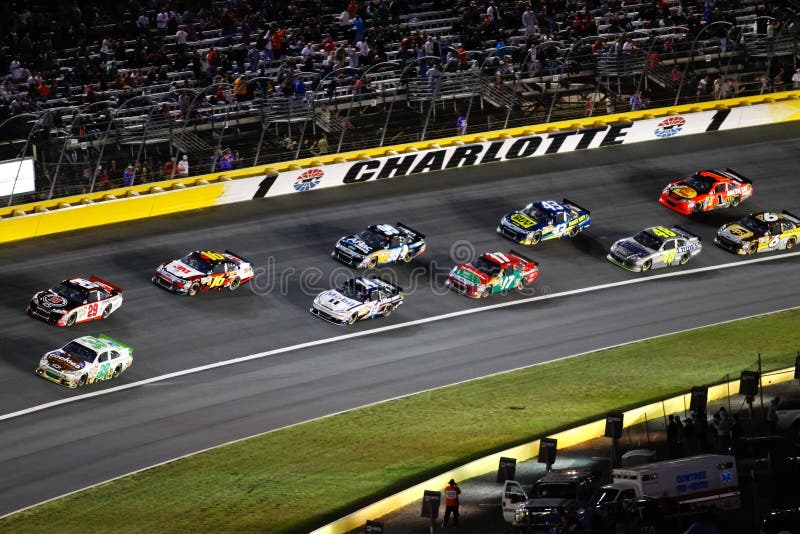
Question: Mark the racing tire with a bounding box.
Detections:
[403,251,415,263]
[787,238,796,250]
[66,313,77,327]
[366,256,379,269]
[515,280,526,292]
[693,203,703,214]
[102,305,112,319]
[383,304,394,317]
[347,313,359,325]
[747,242,758,255]
[480,287,491,298]
[641,260,652,272]
[730,196,740,207]
[679,253,690,265]
[568,226,579,238]
[112,365,122,379]
[188,282,200,296]
[77,375,87,388]
[229,277,241,291]
[530,232,542,246]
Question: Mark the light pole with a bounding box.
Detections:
[546,36,606,123]
[337,61,400,153]
[760,18,788,95]
[378,56,439,147]
[420,56,460,141]
[674,21,733,105]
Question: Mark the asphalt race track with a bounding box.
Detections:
[1,123,799,517]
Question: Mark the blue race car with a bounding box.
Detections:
[497,199,591,246]
[332,223,427,268]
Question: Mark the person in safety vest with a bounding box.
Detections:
[443,479,461,527]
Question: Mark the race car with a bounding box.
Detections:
[659,169,753,215]
[153,250,254,295]
[607,225,702,272]
[332,222,426,268]
[310,276,404,325]
[497,199,590,246]
[446,250,539,298]
[35,334,133,388]
[27,276,124,327]
[714,211,800,255]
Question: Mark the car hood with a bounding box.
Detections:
[502,211,541,232]
[45,350,86,372]
[34,290,72,310]
[339,235,374,255]
[520,497,574,510]
[668,183,702,199]
[718,223,760,243]
[451,264,492,285]
[612,238,651,258]
[315,289,362,312]
[162,260,205,280]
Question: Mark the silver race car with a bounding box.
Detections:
[607,225,702,272]
[310,276,404,325]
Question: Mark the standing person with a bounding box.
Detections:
[456,115,467,135]
[605,95,615,115]
[768,397,781,433]
[123,164,135,187]
[793,69,800,89]
[667,414,679,459]
[443,479,461,528]
[629,90,645,111]
[177,155,189,177]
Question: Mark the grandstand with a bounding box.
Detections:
[0,0,797,204]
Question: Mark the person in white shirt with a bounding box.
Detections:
[176,27,188,47]
[793,68,800,89]
[486,2,501,23]
[522,7,537,37]
[156,10,169,35]
[177,155,189,177]
[356,39,369,66]
[301,43,315,61]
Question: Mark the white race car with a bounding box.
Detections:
[310,276,404,325]
[27,276,124,327]
[35,335,133,388]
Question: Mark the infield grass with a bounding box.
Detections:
[3,308,799,533]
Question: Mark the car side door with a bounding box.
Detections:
[659,238,678,266]
[93,350,112,382]
[502,480,527,523]
[712,182,726,207]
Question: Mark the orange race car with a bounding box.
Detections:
[659,169,753,215]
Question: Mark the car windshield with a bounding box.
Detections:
[51,282,87,306]
[355,230,389,250]
[470,257,502,276]
[739,215,768,233]
[632,230,663,250]
[180,252,212,273]
[62,341,98,363]
[521,205,550,221]
[530,482,577,499]
[336,279,367,300]
[682,173,716,194]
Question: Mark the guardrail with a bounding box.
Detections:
[310,367,796,534]
[1,90,799,245]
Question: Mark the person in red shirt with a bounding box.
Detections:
[443,479,461,527]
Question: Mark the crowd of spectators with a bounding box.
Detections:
[0,0,797,196]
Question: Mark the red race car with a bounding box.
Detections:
[152,250,255,295]
[446,250,539,298]
[659,169,753,215]
[27,276,124,327]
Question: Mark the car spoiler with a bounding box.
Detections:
[721,168,751,184]
[370,275,403,293]
[562,198,590,214]
[225,249,253,264]
[671,225,701,240]
[782,209,800,222]
[98,333,134,354]
[509,249,537,264]
[89,275,124,293]
[396,222,425,240]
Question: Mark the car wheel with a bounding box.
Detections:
[787,238,796,250]
[641,260,652,272]
[530,231,542,246]
[367,256,379,269]
[383,304,394,317]
[403,251,415,263]
[77,375,87,387]
[188,282,200,296]
[747,242,758,255]
[679,253,690,265]
[112,365,122,379]
[480,287,491,298]
[229,277,241,291]
[348,313,358,325]
[66,313,77,327]
[730,196,740,207]
[102,305,112,319]
[515,280,526,292]
[693,203,703,214]
[568,226,579,238]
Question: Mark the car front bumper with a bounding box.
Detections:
[659,194,694,215]
[714,236,748,255]
[309,306,352,325]
[606,252,645,272]
[152,273,191,294]
[35,366,78,388]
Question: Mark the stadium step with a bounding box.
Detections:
[172,130,213,153]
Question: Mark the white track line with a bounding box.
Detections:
[3,304,798,522]
[2,251,798,425]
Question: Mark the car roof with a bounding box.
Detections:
[72,336,111,351]
[534,200,566,213]
[368,224,399,237]
[65,277,101,292]
[480,252,520,266]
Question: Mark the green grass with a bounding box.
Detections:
[4,309,800,533]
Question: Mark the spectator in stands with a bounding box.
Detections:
[522,5,537,38]
[629,90,645,111]
[177,155,189,177]
[794,69,800,90]
[311,133,329,156]
[163,158,176,179]
[696,74,711,101]
[123,164,135,187]
[605,95,615,115]
[207,47,220,79]
[773,67,786,90]
[486,1,502,26]
[156,9,169,37]
[233,75,248,102]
